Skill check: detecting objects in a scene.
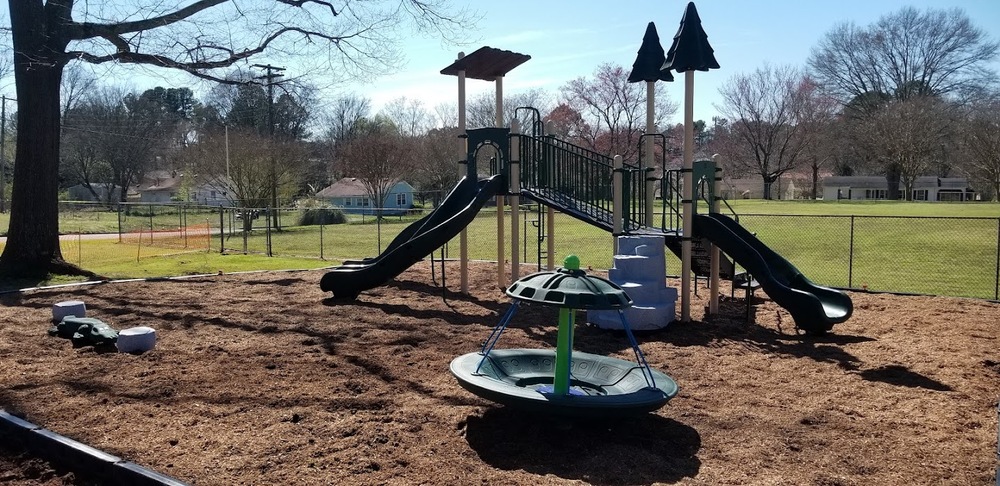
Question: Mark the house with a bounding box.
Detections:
[822,176,976,201]
[134,171,230,206]
[65,184,124,203]
[316,178,414,215]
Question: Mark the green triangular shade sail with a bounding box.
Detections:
[662,2,720,73]
[505,255,632,309]
[628,22,674,83]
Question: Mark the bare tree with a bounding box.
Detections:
[561,63,676,163]
[3,0,474,277]
[809,7,999,109]
[339,117,411,219]
[432,101,458,129]
[411,127,461,206]
[380,96,431,137]
[717,65,820,199]
[807,6,998,198]
[843,95,955,200]
[960,100,1000,200]
[59,65,95,119]
[467,88,552,130]
[322,94,373,179]
[184,127,285,230]
[61,86,168,204]
[794,78,840,199]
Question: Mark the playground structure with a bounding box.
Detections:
[320,5,853,335]
[319,101,852,333]
[450,255,679,416]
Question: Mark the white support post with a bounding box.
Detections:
[645,80,655,227]
[510,120,521,281]
[547,206,555,270]
[457,52,469,294]
[495,75,506,289]
[681,71,694,322]
[613,155,624,254]
[709,154,722,314]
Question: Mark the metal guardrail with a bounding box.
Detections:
[514,134,648,231]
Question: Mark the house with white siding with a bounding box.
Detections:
[134,171,231,206]
[821,176,975,201]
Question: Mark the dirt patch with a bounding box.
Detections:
[0,262,998,485]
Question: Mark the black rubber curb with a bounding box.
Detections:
[0,409,188,485]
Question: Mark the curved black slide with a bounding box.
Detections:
[320,175,503,299]
[693,213,853,334]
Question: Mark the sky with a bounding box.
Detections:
[351,0,1000,126]
[1,1,999,127]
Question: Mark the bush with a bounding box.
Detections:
[299,208,347,226]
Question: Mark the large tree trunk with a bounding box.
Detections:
[885,162,902,200]
[0,1,96,278]
[811,162,819,200]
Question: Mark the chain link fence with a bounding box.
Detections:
[26,202,1000,301]
[738,214,1000,300]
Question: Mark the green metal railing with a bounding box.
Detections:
[660,169,682,231]
[513,133,648,232]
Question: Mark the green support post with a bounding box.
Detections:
[554,307,575,395]
[553,255,581,395]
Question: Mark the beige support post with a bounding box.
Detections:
[510,120,521,281]
[709,154,722,314]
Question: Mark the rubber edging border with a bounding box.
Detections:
[0,409,188,486]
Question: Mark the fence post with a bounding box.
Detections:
[117,204,123,243]
[320,220,324,260]
[219,207,224,254]
[266,207,273,257]
[848,215,855,289]
[994,218,999,301]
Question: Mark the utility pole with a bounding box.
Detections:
[253,64,285,238]
[0,95,10,213]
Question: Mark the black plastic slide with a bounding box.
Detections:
[320,175,503,299]
[693,213,853,334]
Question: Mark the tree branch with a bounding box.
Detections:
[67,0,230,40]
[275,0,338,15]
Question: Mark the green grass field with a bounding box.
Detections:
[725,198,1000,217]
[1,200,998,298]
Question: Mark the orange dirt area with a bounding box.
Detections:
[0,261,998,485]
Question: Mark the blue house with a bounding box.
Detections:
[316,177,414,215]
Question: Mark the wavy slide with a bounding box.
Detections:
[320,175,503,299]
[693,213,853,334]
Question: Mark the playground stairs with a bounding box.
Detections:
[588,235,677,331]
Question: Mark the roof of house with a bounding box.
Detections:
[136,171,183,192]
[134,171,228,192]
[317,178,411,198]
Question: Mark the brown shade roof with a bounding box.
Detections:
[440,46,531,81]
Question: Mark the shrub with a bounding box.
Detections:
[299,207,347,226]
